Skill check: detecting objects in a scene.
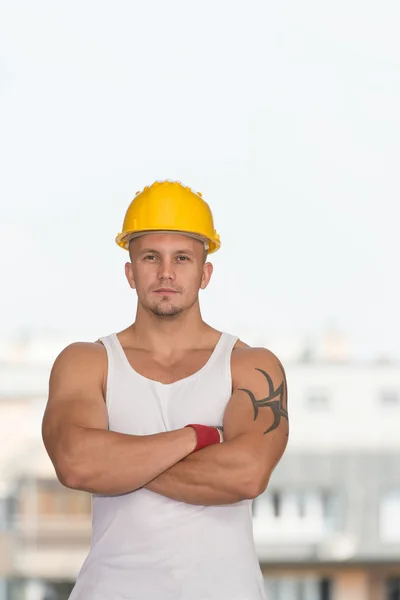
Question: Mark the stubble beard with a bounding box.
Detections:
[141,287,200,318]
[150,303,183,318]
[146,294,184,318]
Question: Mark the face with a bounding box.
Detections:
[125,233,213,318]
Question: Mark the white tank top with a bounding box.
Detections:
[69,332,267,600]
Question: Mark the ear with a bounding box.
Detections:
[200,261,213,290]
[125,262,136,290]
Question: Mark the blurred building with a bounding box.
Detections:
[255,353,400,600]
[0,330,399,600]
[0,331,88,600]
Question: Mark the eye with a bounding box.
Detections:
[144,255,157,261]
[176,256,190,261]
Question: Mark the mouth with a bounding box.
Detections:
[152,289,179,294]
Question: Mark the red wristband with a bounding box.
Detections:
[185,424,222,452]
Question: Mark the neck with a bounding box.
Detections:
[129,301,211,354]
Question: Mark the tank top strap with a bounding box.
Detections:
[211,332,239,377]
[97,333,134,403]
[216,332,240,356]
[96,335,121,412]
[99,333,133,367]
[98,334,118,363]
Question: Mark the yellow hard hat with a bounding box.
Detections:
[115,180,221,254]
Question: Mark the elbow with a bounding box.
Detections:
[43,427,87,491]
[243,482,265,501]
[250,477,270,499]
[241,465,271,500]
[245,478,270,500]
[58,464,83,490]
[54,457,84,490]
[231,449,267,500]
[47,442,86,490]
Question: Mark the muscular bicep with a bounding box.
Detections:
[223,348,289,444]
[42,342,108,470]
[221,349,289,493]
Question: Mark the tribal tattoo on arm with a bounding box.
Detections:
[238,363,288,435]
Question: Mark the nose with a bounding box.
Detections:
[157,257,176,282]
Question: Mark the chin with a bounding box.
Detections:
[151,306,183,317]
[146,298,181,316]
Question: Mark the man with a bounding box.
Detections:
[42,180,289,600]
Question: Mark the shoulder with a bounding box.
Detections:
[232,340,284,368]
[49,341,108,398]
[231,342,286,389]
[50,341,107,374]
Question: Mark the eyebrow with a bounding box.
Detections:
[138,248,196,256]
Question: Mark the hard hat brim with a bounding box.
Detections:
[116,229,220,254]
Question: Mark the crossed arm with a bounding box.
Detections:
[42,343,288,502]
[145,348,289,505]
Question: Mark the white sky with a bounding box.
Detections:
[0,0,399,359]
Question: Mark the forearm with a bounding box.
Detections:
[56,426,197,495]
[145,349,290,506]
[145,434,259,505]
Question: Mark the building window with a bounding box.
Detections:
[272,492,281,517]
[253,489,337,544]
[262,489,336,523]
[386,578,400,600]
[264,577,332,600]
[380,491,400,543]
[298,493,306,518]
[39,484,91,516]
[0,496,15,531]
[17,479,92,520]
[321,490,339,528]
[380,390,400,406]
[320,578,332,600]
[306,389,330,410]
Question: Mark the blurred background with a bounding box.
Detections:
[0,1,399,599]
